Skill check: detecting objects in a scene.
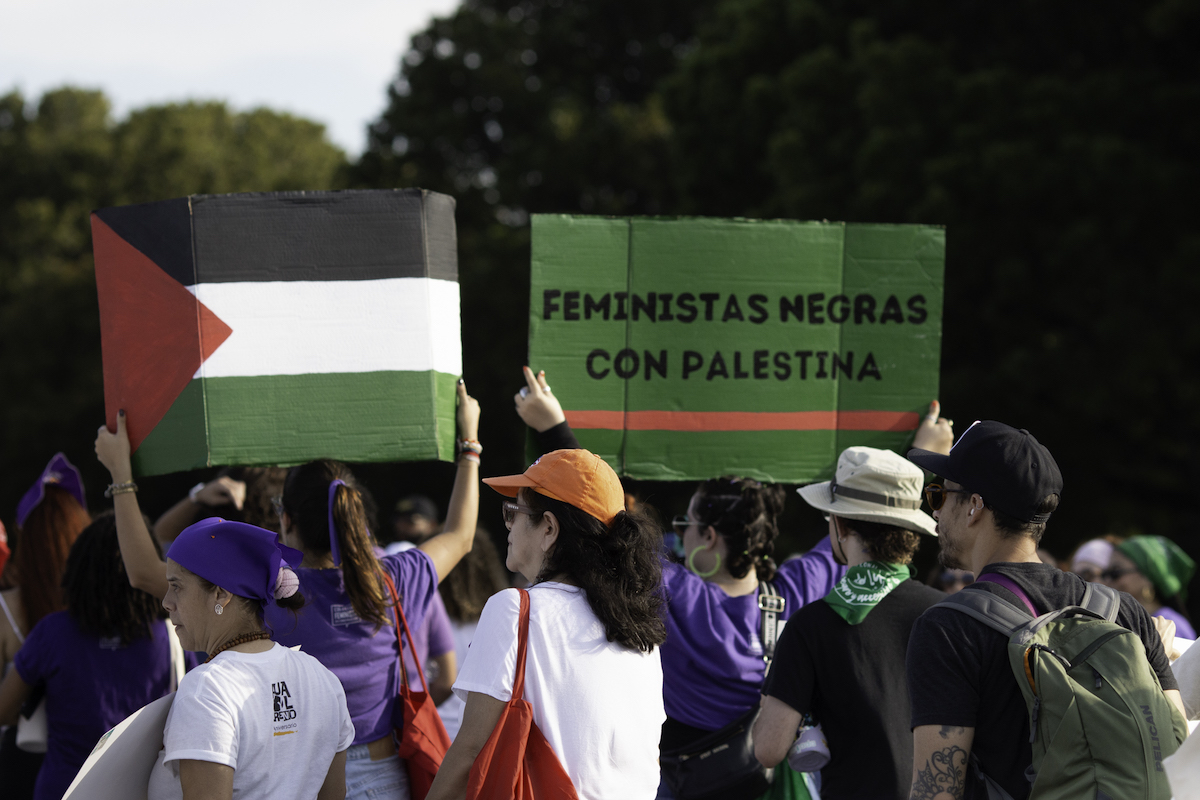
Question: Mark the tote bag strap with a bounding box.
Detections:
[512,589,531,699]
[383,571,432,695]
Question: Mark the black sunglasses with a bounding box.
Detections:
[501,501,536,528]
[923,483,972,511]
[1100,566,1138,581]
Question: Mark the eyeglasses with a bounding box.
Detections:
[501,501,536,528]
[1100,566,1137,581]
[923,483,972,511]
[671,515,700,531]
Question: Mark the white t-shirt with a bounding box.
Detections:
[148,642,355,800]
[453,584,664,800]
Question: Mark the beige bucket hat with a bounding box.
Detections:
[798,446,936,536]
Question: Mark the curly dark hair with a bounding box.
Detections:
[520,488,666,653]
[283,460,389,628]
[62,512,165,646]
[694,477,786,581]
[838,518,922,564]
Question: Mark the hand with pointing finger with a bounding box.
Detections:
[514,366,565,433]
[457,378,481,441]
[912,400,954,455]
[95,410,134,483]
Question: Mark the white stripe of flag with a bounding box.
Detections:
[189,278,462,379]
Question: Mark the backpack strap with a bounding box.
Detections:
[934,586,1034,637]
[1079,582,1120,622]
[974,574,1038,617]
[758,581,784,665]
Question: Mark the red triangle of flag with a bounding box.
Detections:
[92,215,232,453]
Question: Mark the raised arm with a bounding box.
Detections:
[910,724,974,800]
[911,400,954,455]
[515,367,580,452]
[419,381,481,583]
[153,476,246,545]
[95,411,168,599]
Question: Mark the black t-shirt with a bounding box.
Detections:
[906,562,1178,800]
[763,579,946,800]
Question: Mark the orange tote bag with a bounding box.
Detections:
[383,573,452,800]
[466,589,579,800]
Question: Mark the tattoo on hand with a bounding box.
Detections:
[910,743,968,800]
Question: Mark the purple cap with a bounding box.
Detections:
[167,518,304,607]
[17,453,87,528]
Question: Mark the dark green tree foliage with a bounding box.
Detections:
[360,0,1200,570]
[0,88,346,523]
[354,0,719,481]
[661,0,1200,548]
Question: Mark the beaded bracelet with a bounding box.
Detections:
[459,450,481,465]
[458,439,483,456]
[105,481,139,498]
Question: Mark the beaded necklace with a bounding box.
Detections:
[205,630,272,663]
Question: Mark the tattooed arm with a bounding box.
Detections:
[910,724,973,800]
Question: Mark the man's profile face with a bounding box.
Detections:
[934,479,971,570]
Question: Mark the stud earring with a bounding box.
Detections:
[215,603,223,616]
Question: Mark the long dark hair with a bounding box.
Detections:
[694,477,786,581]
[17,485,91,630]
[62,512,164,645]
[439,528,508,624]
[283,460,390,627]
[520,488,666,653]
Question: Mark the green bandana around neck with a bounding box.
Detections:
[823,561,911,624]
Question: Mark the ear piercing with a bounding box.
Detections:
[215,603,224,615]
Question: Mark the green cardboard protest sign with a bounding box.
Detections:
[528,215,945,482]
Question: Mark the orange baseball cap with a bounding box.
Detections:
[483,449,624,527]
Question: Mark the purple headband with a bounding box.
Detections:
[167,518,304,607]
[17,453,87,528]
[328,480,346,567]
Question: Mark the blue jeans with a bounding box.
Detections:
[345,744,409,800]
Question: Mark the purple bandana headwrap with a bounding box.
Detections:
[167,518,304,607]
[328,479,346,567]
[17,453,87,528]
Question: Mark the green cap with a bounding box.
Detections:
[1117,536,1196,603]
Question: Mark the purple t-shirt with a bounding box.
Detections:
[405,591,455,690]
[1153,604,1197,640]
[660,538,844,730]
[267,549,437,745]
[13,613,176,800]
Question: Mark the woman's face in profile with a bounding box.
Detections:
[162,559,213,652]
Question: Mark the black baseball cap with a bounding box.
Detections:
[907,421,1063,524]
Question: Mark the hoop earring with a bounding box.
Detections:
[687,545,721,579]
[214,603,223,616]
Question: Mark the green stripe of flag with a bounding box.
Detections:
[133,371,459,474]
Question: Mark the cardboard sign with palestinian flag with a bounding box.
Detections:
[92,189,461,476]
[528,215,945,482]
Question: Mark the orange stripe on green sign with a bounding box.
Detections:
[565,410,919,432]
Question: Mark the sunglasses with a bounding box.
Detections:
[501,501,536,528]
[923,483,971,511]
[671,515,701,531]
[1100,566,1138,581]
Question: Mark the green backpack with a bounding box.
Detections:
[938,576,1187,800]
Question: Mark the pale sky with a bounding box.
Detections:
[0,0,462,156]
